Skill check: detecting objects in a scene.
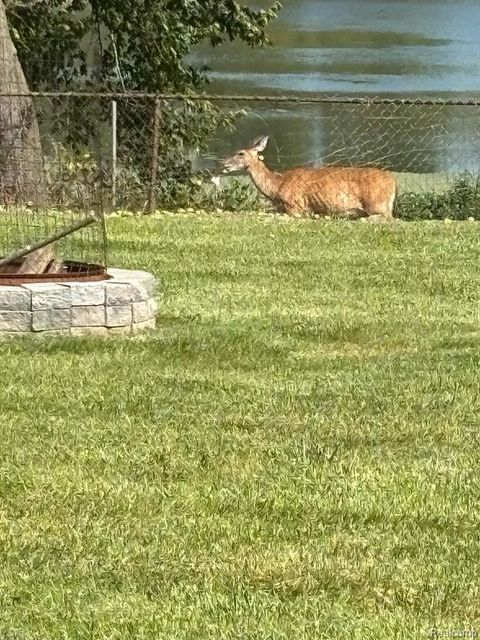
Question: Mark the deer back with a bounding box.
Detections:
[276,166,396,215]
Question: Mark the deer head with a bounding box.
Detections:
[220,135,269,174]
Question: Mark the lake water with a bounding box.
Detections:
[190,0,480,179]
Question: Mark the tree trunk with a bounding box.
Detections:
[0,0,45,204]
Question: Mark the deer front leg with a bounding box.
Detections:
[283,200,308,218]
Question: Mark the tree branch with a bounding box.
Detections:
[5,0,46,8]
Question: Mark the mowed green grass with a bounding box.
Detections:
[1,214,480,639]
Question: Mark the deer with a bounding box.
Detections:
[219,135,396,221]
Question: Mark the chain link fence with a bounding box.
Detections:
[195,95,480,219]
[54,93,480,219]
[1,92,480,220]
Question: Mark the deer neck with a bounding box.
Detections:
[246,158,282,201]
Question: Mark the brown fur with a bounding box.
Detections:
[221,136,396,220]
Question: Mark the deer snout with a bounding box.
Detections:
[219,151,249,173]
[218,158,237,174]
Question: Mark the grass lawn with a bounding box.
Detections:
[1,214,480,639]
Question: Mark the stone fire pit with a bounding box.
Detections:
[0,268,157,336]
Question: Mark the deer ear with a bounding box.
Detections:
[250,135,269,153]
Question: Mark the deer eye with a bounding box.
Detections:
[238,151,245,157]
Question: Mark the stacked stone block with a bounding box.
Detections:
[0,268,157,336]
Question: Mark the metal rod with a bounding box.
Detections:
[112,99,117,209]
[148,97,161,214]
[0,213,100,268]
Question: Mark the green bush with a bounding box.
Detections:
[396,175,480,220]
[185,175,274,213]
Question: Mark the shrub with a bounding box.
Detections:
[185,175,274,213]
[396,175,480,220]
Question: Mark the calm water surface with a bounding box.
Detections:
[191,0,480,175]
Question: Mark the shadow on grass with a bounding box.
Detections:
[2,312,479,378]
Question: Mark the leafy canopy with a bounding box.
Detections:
[5,0,282,208]
[6,0,282,91]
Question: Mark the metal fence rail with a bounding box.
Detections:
[3,91,480,106]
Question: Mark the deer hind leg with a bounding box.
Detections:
[362,206,393,223]
[362,213,391,224]
[365,203,395,223]
[364,192,396,221]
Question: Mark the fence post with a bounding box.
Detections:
[111,99,117,209]
[148,97,161,214]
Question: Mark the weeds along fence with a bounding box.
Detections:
[1,92,480,218]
